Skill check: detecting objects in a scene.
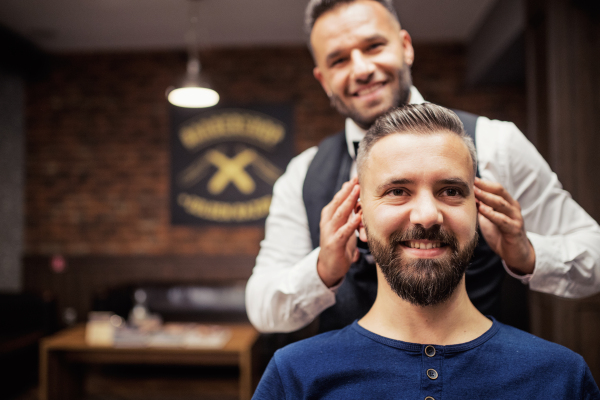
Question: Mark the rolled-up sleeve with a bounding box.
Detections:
[477,117,600,298]
[245,147,338,332]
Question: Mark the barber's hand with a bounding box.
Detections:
[475,177,535,275]
[317,177,362,287]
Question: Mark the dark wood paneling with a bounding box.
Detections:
[526,0,600,384]
[530,291,600,383]
[525,0,550,158]
[544,0,600,221]
[23,255,255,325]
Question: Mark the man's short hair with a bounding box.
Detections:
[356,104,478,180]
[304,0,400,34]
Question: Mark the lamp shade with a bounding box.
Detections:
[167,57,219,108]
[167,1,218,109]
[167,86,219,108]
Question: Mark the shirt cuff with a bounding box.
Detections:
[503,232,556,285]
[300,247,338,310]
[308,247,346,293]
[502,259,532,284]
[328,276,345,293]
[507,232,573,295]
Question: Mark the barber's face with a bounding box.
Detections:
[310,1,414,129]
[358,132,478,306]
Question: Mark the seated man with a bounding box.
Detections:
[253,104,600,399]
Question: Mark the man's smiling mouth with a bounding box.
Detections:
[352,81,386,97]
[401,240,448,250]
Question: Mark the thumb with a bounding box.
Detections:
[478,213,500,253]
[352,247,360,263]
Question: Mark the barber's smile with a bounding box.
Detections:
[350,81,387,100]
[399,240,449,258]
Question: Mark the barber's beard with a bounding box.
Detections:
[329,62,412,129]
[367,225,478,307]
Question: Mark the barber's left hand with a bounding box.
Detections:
[474,177,535,275]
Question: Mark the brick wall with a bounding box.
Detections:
[25,44,526,257]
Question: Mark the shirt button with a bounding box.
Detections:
[425,397,435,400]
[424,345,436,357]
[426,369,439,380]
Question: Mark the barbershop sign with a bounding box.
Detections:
[170,105,293,225]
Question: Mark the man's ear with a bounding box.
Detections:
[313,66,331,96]
[355,200,368,242]
[399,29,415,67]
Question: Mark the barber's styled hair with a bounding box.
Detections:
[356,103,478,179]
[304,0,400,34]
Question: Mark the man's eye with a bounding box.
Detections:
[330,58,347,67]
[367,43,383,51]
[389,189,406,196]
[444,188,461,197]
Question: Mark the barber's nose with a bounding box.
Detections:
[410,193,443,229]
[350,50,375,81]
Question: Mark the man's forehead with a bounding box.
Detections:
[364,132,474,185]
[310,1,399,54]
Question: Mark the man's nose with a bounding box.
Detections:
[350,50,375,82]
[409,194,443,229]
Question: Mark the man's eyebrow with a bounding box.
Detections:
[325,49,344,64]
[325,35,387,64]
[374,178,472,194]
[362,34,387,44]
[439,178,471,195]
[376,178,414,192]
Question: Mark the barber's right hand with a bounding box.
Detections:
[317,177,362,288]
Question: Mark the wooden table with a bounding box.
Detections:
[40,324,259,400]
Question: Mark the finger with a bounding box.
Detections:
[474,178,519,207]
[474,186,520,220]
[321,178,358,221]
[477,202,522,234]
[322,180,352,220]
[335,212,362,244]
[330,184,360,227]
[477,211,494,232]
[477,212,500,249]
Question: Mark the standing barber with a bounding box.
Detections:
[246,0,600,333]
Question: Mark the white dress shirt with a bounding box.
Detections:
[245,87,600,333]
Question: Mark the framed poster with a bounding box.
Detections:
[170,104,294,226]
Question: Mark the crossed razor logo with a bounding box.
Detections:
[178,146,282,195]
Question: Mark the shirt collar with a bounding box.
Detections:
[345,86,426,159]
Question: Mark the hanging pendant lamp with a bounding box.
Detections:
[167,0,219,108]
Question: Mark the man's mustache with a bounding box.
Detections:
[389,225,459,251]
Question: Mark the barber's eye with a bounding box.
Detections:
[331,57,347,67]
[390,189,406,196]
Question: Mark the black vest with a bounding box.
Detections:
[303,110,506,333]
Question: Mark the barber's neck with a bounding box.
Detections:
[359,269,492,345]
[349,92,413,131]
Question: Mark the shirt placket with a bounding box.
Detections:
[420,344,443,400]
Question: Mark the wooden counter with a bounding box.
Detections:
[40,324,259,400]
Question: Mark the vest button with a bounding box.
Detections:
[424,345,436,357]
[426,368,439,380]
[425,397,435,400]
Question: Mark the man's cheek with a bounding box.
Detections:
[450,208,477,234]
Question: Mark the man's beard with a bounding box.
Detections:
[329,62,412,128]
[367,224,479,307]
